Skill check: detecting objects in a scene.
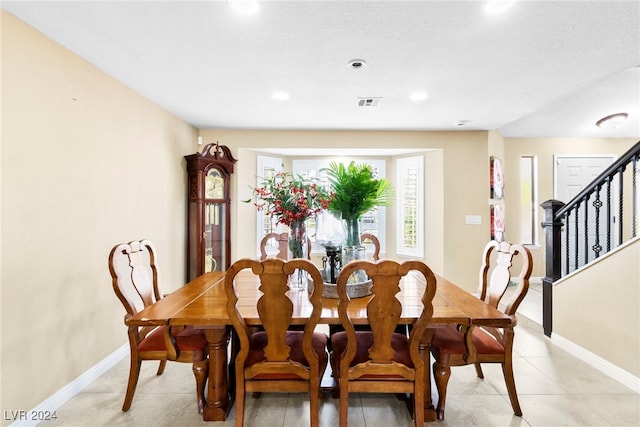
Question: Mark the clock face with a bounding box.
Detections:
[205,168,224,199]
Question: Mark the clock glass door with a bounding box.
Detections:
[204,202,226,272]
[204,167,226,272]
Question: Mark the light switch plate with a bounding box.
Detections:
[465,215,482,225]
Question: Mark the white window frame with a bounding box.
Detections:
[396,155,424,257]
[255,156,285,250]
[519,156,538,245]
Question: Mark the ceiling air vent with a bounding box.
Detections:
[358,97,382,107]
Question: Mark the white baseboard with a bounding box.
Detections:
[8,345,128,427]
[551,333,640,393]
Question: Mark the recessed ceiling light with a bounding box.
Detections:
[485,1,515,14]
[596,112,628,129]
[347,59,367,70]
[409,91,428,101]
[228,0,261,15]
[272,91,289,101]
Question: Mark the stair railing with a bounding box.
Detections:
[541,140,639,336]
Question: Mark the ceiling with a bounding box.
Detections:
[3,0,639,138]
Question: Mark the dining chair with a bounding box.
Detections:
[360,232,380,260]
[224,258,328,427]
[430,240,533,420]
[108,239,208,413]
[259,232,288,259]
[330,259,437,427]
[259,232,312,260]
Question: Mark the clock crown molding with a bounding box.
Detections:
[191,142,237,175]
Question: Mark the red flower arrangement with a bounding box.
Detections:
[246,171,333,227]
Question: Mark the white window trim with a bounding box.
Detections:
[255,156,285,254]
[396,155,424,257]
[519,156,539,246]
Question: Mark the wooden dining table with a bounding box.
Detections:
[127,269,512,422]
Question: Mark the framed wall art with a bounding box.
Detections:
[490,156,504,199]
[491,204,505,242]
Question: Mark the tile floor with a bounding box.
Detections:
[43,283,639,427]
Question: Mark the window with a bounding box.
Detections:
[255,155,390,255]
[396,156,423,257]
[520,156,538,245]
[255,155,284,245]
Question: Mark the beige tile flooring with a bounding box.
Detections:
[45,284,639,427]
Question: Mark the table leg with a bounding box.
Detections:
[420,328,437,422]
[202,326,232,421]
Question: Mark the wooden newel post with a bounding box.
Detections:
[540,199,565,337]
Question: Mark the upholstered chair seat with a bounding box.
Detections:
[331,331,414,377]
[244,331,328,380]
[431,324,505,357]
[137,326,208,354]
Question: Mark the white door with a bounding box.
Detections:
[554,155,616,269]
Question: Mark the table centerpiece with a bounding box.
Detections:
[315,161,394,296]
[245,170,332,287]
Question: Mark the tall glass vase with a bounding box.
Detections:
[343,245,368,284]
[288,220,307,259]
[344,217,361,247]
[343,217,368,283]
[287,220,308,289]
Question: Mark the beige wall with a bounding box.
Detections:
[553,239,640,377]
[200,129,491,291]
[1,12,197,416]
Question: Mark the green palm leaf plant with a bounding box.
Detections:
[323,161,394,246]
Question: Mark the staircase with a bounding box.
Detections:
[541,140,639,336]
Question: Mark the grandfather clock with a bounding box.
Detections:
[184,142,237,281]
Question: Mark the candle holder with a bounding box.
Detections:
[315,211,346,284]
